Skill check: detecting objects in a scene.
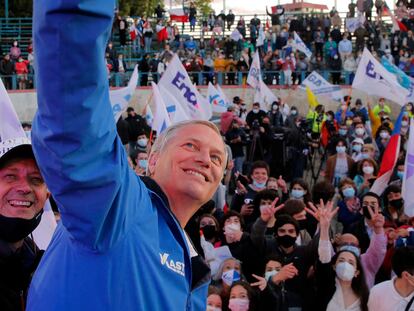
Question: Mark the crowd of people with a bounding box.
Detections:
[0,40,34,90]
[115,86,414,310]
[1,1,414,311]
[100,0,414,88]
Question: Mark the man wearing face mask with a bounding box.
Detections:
[130,131,148,161]
[346,192,384,253]
[246,103,267,129]
[267,101,284,129]
[383,185,408,227]
[0,137,50,310]
[251,209,322,310]
[368,246,414,311]
[125,107,150,156]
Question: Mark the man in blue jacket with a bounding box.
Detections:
[27,1,227,310]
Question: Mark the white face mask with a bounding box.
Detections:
[355,128,365,136]
[207,306,222,311]
[362,166,374,175]
[402,120,409,127]
[228,298,249,311]
[380,131,390,139]
[335,262,356,281]
[225,223,241,233]
[222,269,241,286]
[265,269,278,281]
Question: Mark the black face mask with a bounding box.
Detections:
[362,205,372,220]
[276,235,297,248]
[297,219,308,231]
[0,211,43,243]
[201,225,217,240]
[389,198,404,210]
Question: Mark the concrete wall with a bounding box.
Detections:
[10,86,402,123]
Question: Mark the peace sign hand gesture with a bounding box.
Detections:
[260,197,285,223]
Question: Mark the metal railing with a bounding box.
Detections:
[0,70,362,90]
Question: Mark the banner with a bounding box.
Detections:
[300,71,343,101]
[158,85,190,123]
[159,54,211,120]
[402,118,414,217]
[381,56,411,90]
[169,8,189,23]
[247,51,261,91]
[352,48,409,105]
[293,31,312,59]
[151,82,171,134]
[207,82,229,113]
[254,80,277,112]
[230,28,243,42]
[0,78,25,141]
[306,86,318,109]
[345,15,365,33]
[109,65,138,122]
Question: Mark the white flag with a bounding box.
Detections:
[109,65,138,122]
[256,25,265,47]
[254,80,277,112]
[159,54,211,120]
[207,82,229,113]
[151,82,172,134]
[230,28,243,42]
[402,119,414,217]
[345,15,365,33]
[293,31,312,59]
[143,104,153,127]
[0,77,57,249]
[300,71,343,101]
[247,51,261,91]
[0,78,25,141]
[32,200,57,250]
[353,48,409,105]
[159,85,190,123]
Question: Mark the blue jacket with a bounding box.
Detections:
[28,1,209,310]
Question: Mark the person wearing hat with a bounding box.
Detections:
[124,106,150,156]
[0,137,49,310]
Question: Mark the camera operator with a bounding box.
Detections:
[246,102,267,128]
[247,117,272,163]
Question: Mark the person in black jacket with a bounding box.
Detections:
[251,210,321,310]
[0,54,15,89]
[0,138,50,311]
[266,6,284,35]
[124,107,150,155]
[116,116,130,151]
[226,10,235,31]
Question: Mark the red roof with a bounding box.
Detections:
[281,2,328,11]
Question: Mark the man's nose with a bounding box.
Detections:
[195,149,211,167]
[14,178,33,194]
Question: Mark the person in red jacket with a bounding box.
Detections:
[14,56,29,89]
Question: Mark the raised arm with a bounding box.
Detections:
[32,0,149,250]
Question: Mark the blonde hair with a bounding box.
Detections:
[148,120,227,174]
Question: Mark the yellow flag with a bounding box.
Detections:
[306,86,318,109]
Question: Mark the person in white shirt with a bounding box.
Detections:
[368,246,414,311]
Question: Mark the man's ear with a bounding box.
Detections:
[148,152,159,176]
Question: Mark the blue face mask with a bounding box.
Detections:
[336,146,346,154]
[253,180,267,189]
[361,153,370,159]
[291,189,304,199]
[138,159,148,169]
[339,129,347,136]
[342,187,355,198]
[397,171,404,180]
[352,144,362,152]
